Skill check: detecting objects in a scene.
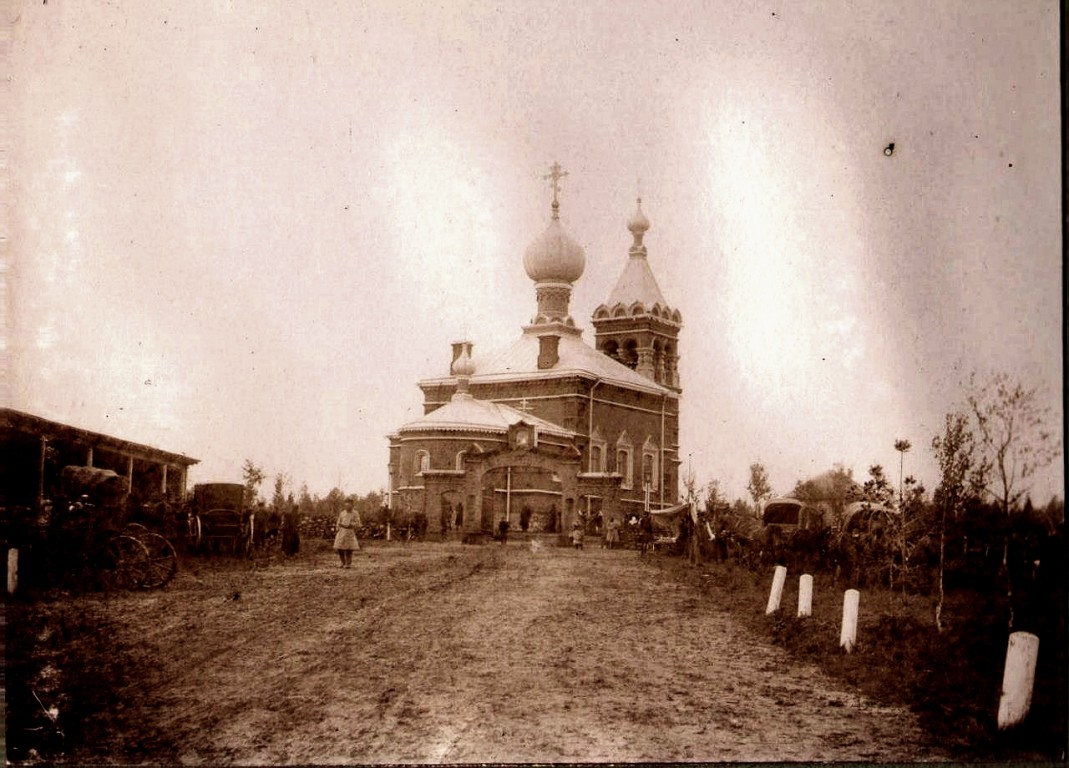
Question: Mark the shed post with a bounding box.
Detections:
[38,436,48,500]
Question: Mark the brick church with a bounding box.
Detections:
[387,164,682,538]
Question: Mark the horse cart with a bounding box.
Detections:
[190,483,252,555]
[26,466,179,590]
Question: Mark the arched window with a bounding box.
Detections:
[589,426,607,473]
[414,450,430,475]
[616,431,633,489]
[455,451,466,471]
[641,436,659,491]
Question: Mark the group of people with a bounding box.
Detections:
[568,512,648,551]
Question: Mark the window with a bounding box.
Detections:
[589,426,607,473]
[617,449,633,489]
[616,431,633,489]
[642,437,659,491]
[455,451,466,471]
[414,450,430,475]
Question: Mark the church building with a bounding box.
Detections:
[387,164,682,539]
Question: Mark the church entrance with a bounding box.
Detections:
[478,466,562,535]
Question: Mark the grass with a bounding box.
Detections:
[657,555,1068,762]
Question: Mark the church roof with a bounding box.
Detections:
[398,393,574,437]
[422,331,676,397]
[604,198,672,311]
[605,253,669,309]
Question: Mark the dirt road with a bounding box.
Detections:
[26,540,946,764]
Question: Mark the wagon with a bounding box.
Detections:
[761,497,827,530]
[190,483,251,555]
[42,466,179,590]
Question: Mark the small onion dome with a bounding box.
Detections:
[523,218,585,283]
[628,197,650,237]
[453,345,475,377]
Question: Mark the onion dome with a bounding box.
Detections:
[627,197,650,239]
[523,218,586,283]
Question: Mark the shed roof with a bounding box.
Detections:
[1,408,199,467]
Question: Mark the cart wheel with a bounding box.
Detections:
[138,532,178,589]
[124,522,149,537]
[99,534,150,590]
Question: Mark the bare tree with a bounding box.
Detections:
[965,371,1058,627]
[894,440,912,594]
[931,412,980,631]
[967,371,1060,518]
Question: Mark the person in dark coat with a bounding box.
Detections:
[281,503,301,555]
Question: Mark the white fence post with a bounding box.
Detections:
[7,548,18,595]
[766,565,787,615]
[798,574,813,618]
[840,589,860,652]
[997,631,1040,730]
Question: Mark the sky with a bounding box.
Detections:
[7,0,1063,504]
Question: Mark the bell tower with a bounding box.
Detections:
[591,198,682,392]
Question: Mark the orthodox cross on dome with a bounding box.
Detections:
[543,161,569,220]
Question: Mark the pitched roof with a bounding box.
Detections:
[421,331,676,397]
[606,254,669,309]
[398,393,574,437]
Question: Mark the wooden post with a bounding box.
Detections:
[86,445,93,467]
[997,631,1040,730]
[127,456,135,499]
[38,437,48,500]
[7,548,18,595]
[161,464,169,496]
[766,565,787,615]
[840,589,860,652]
[798,574,813,618]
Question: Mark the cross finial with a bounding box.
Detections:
[543,161,569,219]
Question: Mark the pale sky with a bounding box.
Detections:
[7,1,1063,503]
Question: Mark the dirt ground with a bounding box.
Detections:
[9,538,950,764]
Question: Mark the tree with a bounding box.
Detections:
[242,459,265,507]
[861,464,895,507]
[791,463,858,527]
[894,439,911,505]
[271,472,290,513]
[747,463,772,509]
[931,411,981,631]
[704,480,731,518]
[967,371,1060,517]
[893,440,912,594]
